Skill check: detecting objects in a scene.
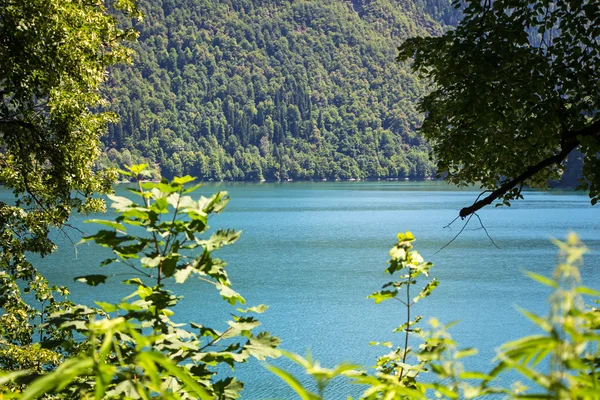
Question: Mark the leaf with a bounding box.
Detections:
[517,308,552,332]
[237,304,268,314]
[172,175,195,185]
[524,271,557,288]
[140,352,212,400]
[389,246,406,261]
[95,302,119,312]
[0,370,32,387]
[576,286,600,297]
[21,357,95,400]
[107,194,134,210]
[459,371,493,380]
[100,258,117,266]
[245,332,281,360]
[84,219,126,231]
[413,279,439,303]
[455,347,478,359]
[174,266,193,283]
[74,274,108,286]
[393,315,423,333]
[123,278,146,286]
[227,318,261,332]
[141,255,163,268]
[126,163,149,176]
[266,365,319,400]
[397,231,415,242]
[369,341,393,348]
[198,229,241,251]
[183,182,203,194]
[161,255,179,277]
[367,290,398,304]
[215,283,245,305]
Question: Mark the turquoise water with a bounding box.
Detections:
[20,182,600,398]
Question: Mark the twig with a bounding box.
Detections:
[199,327,233,352]
[443,215,460,230]
[443,190,489,231]
[474,212,500,249]
[432,212,474,257]
[394,297,408,307]
[122,260,153,278]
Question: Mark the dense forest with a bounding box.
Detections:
[98,0,460,180]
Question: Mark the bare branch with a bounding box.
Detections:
[433,212,474,256]
[474,212,500,249]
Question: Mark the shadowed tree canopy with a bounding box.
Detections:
[399,0,600,218]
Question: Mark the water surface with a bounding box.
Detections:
[20,181,600,398]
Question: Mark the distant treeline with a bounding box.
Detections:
[99,0,462,181]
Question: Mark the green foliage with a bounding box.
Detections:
[1,166,280,398]
[0,0,140,382]
[398,0,600,209]
[367,231,438,387]
[270,233,600,399]
[101,0,443,181]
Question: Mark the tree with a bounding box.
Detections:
[398,0,600,218]
[0,0,140,373]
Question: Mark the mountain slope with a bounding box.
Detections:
[100,0,446,180]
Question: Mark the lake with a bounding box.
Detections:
[22,181,600,398]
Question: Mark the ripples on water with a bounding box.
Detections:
[12,182,600,399]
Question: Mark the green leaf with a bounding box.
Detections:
[172,175,195,185]
[95,302,119,312]
[397,231,415,242]
[107,194,134,210]
[524,271,558,288]
[174,266,193,283]
[0,370,32,387]
[84,219,126,231]
[21,358,95,400]
[74,274,108,286]
[126,163,149,176]
[140,352,212,400]
[517,308,552,332]
[161,255,179,277]
[183,183,203,194]
[369,341,393,348]
[459,371,493,380]
[266,365,319,400]
[413,279,439,303]
[141,255,163,268]
[237,304,269,314]
[393,315,423,333]
[389,246,406,261]
[216,283,245,305]
[123,278,146,286]
[367,290,398,304]
[227,318,261,332]
[245,332,280,360]
[576,286,600,297]
[455,347,478,359]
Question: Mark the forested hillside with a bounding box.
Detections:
[99,0,457,180]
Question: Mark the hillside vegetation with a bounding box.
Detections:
[99,0,457,180]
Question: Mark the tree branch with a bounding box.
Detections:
[459,119,600,219]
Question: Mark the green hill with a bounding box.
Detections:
[99,0,454,181]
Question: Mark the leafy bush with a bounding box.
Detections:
[0,165,279,399]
